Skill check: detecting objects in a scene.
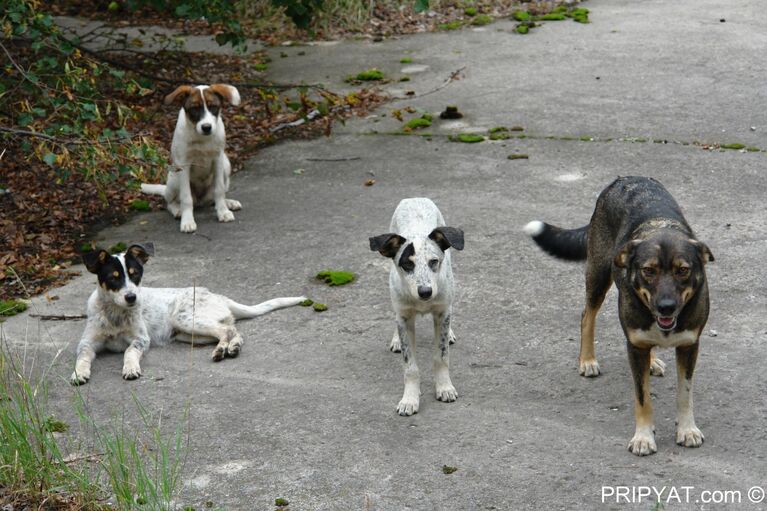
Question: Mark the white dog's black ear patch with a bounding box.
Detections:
[83,249,110,274]
[369,233,406,258]
[127,243,155,264]
[429,227,464,251]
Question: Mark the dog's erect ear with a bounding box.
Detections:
[369,233,406,258]
[429,227,464,251]
[126,243,154,264]
[164,85,194,106]
[208,84,241,106]
[689,239,714,264]
[614,240,641,268]
[83,249,110,274]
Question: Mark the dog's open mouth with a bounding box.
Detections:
[656,316,676,331]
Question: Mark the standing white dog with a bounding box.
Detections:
[369,198,464,415]
[141,84,241,233]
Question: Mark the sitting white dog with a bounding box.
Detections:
[141,84,241,233]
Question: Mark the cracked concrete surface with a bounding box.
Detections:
[3,0,767,509]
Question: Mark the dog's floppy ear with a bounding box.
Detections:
[209,84,241,106]
[369,233,406,258]
[83,249,110,274]
[689,239,714,264]
[126,243,155,264]
[429,227,464,251]
[164,85,194,106]
[614,240,641,268]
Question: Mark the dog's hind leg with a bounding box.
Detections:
[675,342,704,448]
[396,315,420,416]
[579,261,611,377]
[433,312,457,403]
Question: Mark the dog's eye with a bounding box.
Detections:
[428,258,440,270]
[675,267,690,278]
[641,267,656,279]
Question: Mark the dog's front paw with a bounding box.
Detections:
[70,371,90,386]
[397,396,419,416]
[389,331,402,353]
[628,429,657,456]
[122,365,142,380]
[436,384,458,402]
[217,209,235,223]
[650,356,666,377]
[180,218,197,233]
[579,358,601,377]
[225,199,242,211]
[676,425,704,448]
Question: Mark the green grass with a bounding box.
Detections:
[0,299,28,317]
[130,199,151,211]
[399,57,413,64]
[511,11,530,21]
[463,6,477,16]
[109,241,128,254]
[0,339,188,509]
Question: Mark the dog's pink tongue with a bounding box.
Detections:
[657,317,675,328]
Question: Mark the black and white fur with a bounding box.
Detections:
[369,198,464,415]
[71,243,306,385]
[141,84,241,233]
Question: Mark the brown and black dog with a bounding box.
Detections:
[525,176,714,456]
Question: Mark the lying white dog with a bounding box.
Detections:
[141,84,241,233]
[71,243,306,385]
[369,198,464,415]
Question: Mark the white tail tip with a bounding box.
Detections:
[523,221,545,237]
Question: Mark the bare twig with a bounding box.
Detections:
[392,66,467,101]
[29,314,87,321]
[305,157,361,162]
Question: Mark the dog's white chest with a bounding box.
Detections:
[627,326,699,349]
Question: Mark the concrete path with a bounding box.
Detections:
[4,0,767,509]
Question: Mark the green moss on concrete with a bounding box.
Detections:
[43,416,69,433]
[721,143,745,150]
[511,11,530,21]
[300,299,314,306]
[275,498,289,506]
[450,133,485,143]
[312,302,328,312]
[463,6,477,16]
[404,118,432,130]
[508,153,529,160]
[471,14,493,26]
[130,199,150,211]
[442,465,458,474]
[349,69,384,81]
[438,20,464,30]
[109,242,127,254]
[400,57,413,64]
[316,270,355,286]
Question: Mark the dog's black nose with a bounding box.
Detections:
[201,123,212,134]
[125,293,137,304]
[657,298,676,316]
[417,286,432,300]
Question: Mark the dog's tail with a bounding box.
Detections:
[226,296,307,320]
[140,183,166,196]
[523,221,588,261]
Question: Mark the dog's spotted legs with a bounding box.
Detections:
[433,312,457,402]
[396,315,420,416]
